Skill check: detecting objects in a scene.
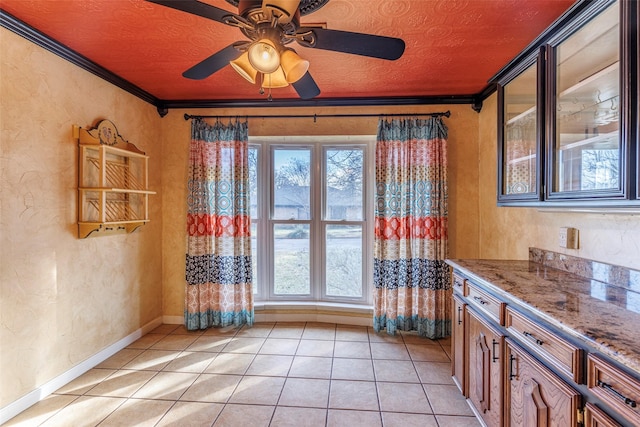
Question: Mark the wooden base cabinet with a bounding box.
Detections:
[452,293,468,396]
[468,308,504,427]
[447,264,639,427]
[506,339,581,427]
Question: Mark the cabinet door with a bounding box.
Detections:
[506,339,581,427]
[584,403,622,427]
[497,50,543,204]
[452,294,467,396]
[547,0,628,201]
[468,308,504,427]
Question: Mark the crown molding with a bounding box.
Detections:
[0,9,159,106]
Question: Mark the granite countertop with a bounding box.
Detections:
[446,258,640,377]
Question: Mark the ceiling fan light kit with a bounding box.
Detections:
[229,52,258,83]
[263,66,289,88]
[147,0,406,99]
[280,49,309,83]
[247,38,280,73]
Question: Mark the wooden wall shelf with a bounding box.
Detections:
[73,119,155,238]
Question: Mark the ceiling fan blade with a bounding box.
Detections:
[183,44,242,80]
[292,71,320,99]
[297,28,405,60]
[146,0,242,26]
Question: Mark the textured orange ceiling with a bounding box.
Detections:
[1,0,576,102]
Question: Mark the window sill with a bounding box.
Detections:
[254,301,373,326]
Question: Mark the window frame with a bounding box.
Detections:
[249,135,374,306]
[269,144,315,300]
[320,144,368,302]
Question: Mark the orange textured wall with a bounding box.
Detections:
[0,28,163,408]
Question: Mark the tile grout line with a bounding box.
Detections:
[21,323,474,427]
[93,330,173,427]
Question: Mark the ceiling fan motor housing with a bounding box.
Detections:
[238,0,301,44]
[238,1,300,24]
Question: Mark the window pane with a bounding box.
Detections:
[554,1,620,193]
[325,225,362,297]
[251,222,258,294]
[325,149,363,220]
[273,149,311,220]
[274,224,310,295]
[249,147,259,219]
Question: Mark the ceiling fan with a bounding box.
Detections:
[147,0,406,99]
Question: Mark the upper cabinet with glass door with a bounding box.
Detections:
[497,51,543,203]
[494,0,638,207]
[548,0,627,201]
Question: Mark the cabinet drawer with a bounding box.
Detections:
[584,402,621,427]
[588,355,640,426]
[465,282,505,325]
[506,307,583,383]
[452,273,466,295]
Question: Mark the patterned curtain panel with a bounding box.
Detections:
[373,117,451,338]
[185,118,254,330]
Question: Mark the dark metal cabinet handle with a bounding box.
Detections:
[457,306,463,325]
[509,354,517,380]
[597,380,637,408]
[473,296,487,305]
[523,331,544,346]
[492,339,499,362]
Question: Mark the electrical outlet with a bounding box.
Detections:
[559,227,568,247]
[559,227,579,249]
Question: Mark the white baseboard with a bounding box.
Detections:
[1,306,373,424]
[162,315,184,325]
[0,317,162,425]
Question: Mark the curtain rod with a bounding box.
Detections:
[183,111,450,121]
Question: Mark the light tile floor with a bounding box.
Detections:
[6,322,481,427]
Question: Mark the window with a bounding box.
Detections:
[249,136,373,304]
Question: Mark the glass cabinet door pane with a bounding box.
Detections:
[553,0,620,194]
[503,62,538,196]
